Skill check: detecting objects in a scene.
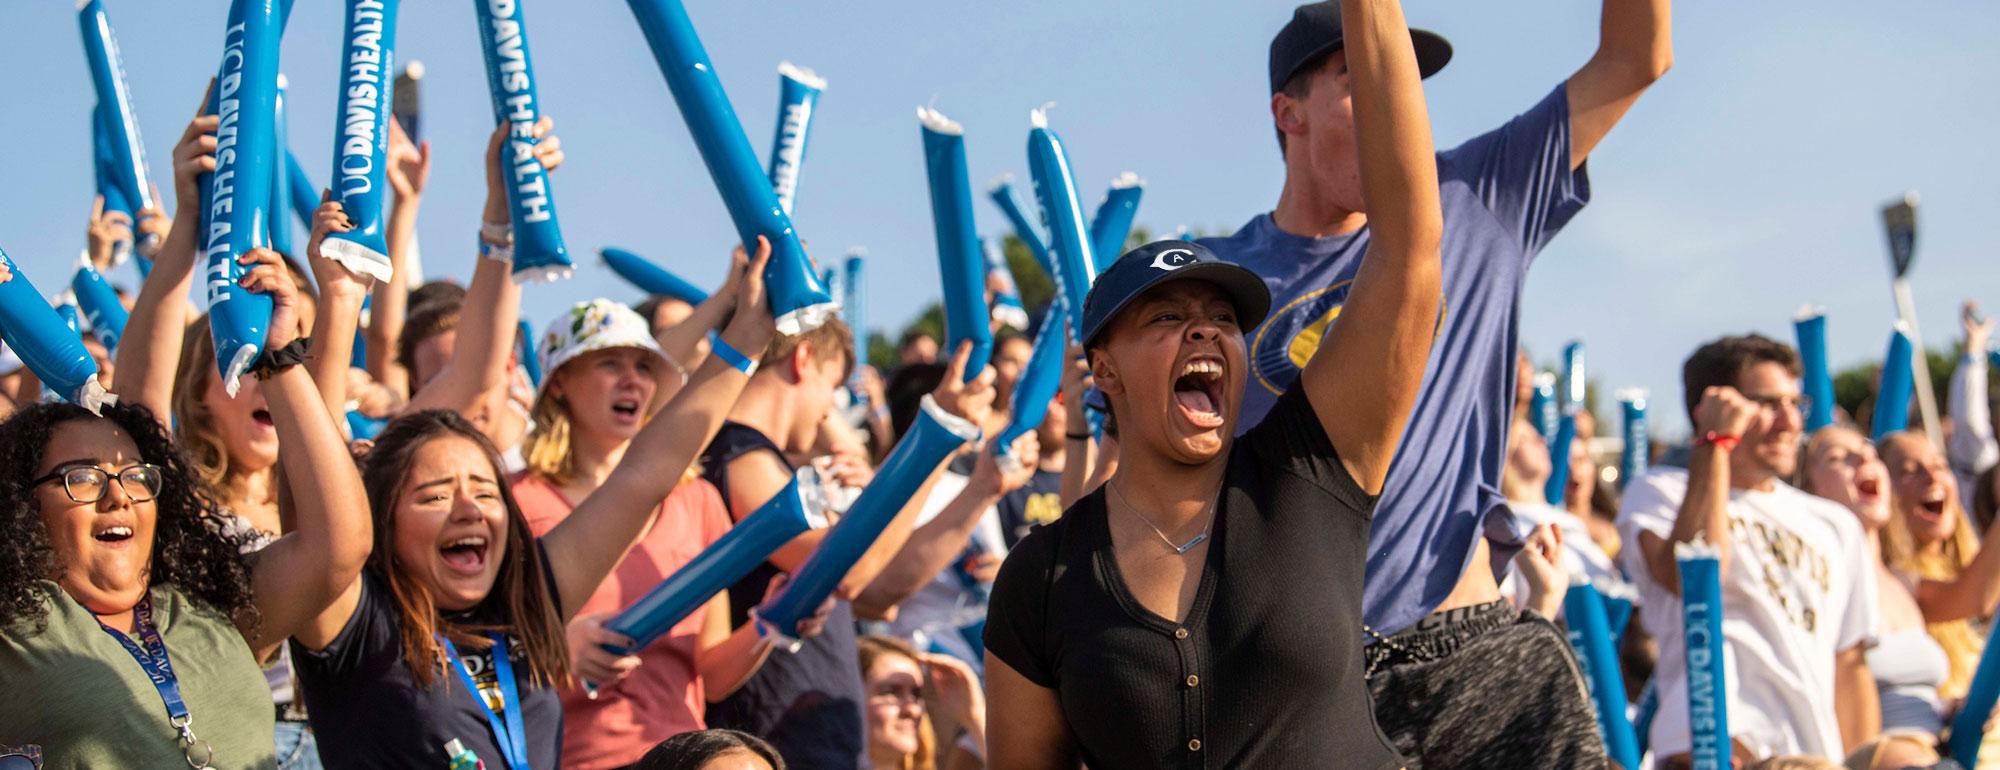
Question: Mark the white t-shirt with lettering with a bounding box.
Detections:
[1618,468,1878,760]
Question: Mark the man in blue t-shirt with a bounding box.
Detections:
[1201,1,1671,764]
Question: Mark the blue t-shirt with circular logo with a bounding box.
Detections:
[1200,84,1590,636]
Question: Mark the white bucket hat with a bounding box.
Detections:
[535,299,669,402]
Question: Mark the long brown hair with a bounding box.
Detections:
[362,410,570,689]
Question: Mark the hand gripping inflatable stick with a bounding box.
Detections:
[0,245,113,414]
[1617,389,1648,491]
[200,0,284,395]
[1088,173,1143,271]
[987,176,1055,280]
[474,0,572,283]
[1793,306,1835,432]
[600,468,829,665]
[320,0,401,284]
[919,107,992,382]
[1025,107,1097,345]
[601,247,709,304]
[77,0,160,255]
[767,63,824,217]
[1872,323,1916,441]
[622,0,836,335]
[1675,538,1731,770]
[984,237,1030,332]
[992,305,1065,471]
[756,396,981,648]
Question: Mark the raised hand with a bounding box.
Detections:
[1962,300,1994,355]
[385,119,432,201]
[1512,523,1569,620]
[718,236,776,360]
[133,192,168,260]
[171,113,220,213]
[85,196,134,269]
[482,116,563,228]
[236,247,304,351]
[933,340,998,428]
[1692,385,1759,439]
[306,193,368,298]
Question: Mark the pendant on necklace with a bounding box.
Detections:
[1172,533,1208,554]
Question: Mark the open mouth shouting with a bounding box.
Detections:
[609,398,643,425]
[1912,489,1950,525]
[1173,356,1226,430]
[93,521,137,548]
[439,533,491,576]
[1854,476,1882,506]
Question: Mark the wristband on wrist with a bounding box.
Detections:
[479,221,514,246]
[478,236,514,263]
[708,330,758,375]
[1065,432,1092,441]
[1696,431,1741,452]
[251,337,313,380]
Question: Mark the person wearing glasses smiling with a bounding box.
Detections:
[0,247,372,769]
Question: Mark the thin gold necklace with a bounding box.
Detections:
[1109,481,1213,555]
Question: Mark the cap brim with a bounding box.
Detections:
[1083,262,1273,348]
[1278,28,1454,90]
[1410,29,1453,79]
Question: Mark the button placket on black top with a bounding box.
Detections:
[1173,623,1205,764]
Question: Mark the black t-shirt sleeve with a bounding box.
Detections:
[291,571,392,677]
[1243,386,1377,515]
[983,521,1060,688]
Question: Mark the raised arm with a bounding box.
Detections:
[1913,513,2000,622]
[1947,306,1997,485]
[368,119,431,399]
[1636,387,1753,594]
[539,241,775,618]
[648,265,741,406]
[1565,0,1673,169]
[1298,0,1443,493]
[113,101,218,427]
[231,248,373,660]
[305,198,370,425]
[404,119,560,421]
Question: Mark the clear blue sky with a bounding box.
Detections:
[6,1,1997,436]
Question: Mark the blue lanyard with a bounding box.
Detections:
[97,595,214,767]
[441,633,532,770]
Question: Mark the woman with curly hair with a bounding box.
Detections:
[0,247,371,769]
[288,239,790,769]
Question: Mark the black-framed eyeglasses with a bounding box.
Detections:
[30,464,164,504]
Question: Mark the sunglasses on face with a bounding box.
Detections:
[30,464,164,505]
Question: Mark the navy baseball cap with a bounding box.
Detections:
[1080,241,1272,349]
[1270,1,1452,94]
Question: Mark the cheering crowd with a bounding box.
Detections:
[13,0,2000,768]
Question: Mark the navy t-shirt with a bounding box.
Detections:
[700,422,869,770]
[996,468,1064,548]
[292,564,565,770]
[1199,84,1589,636]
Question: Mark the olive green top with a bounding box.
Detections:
[0,581,276,769]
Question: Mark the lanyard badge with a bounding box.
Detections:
[97,596,215,768]
[441,633,532,770]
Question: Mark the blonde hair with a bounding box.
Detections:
[172,316,246,501]
[521,352,695,488]
[856,635,937,770]
[1879,434,1985,698]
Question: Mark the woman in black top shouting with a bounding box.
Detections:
[981,0,1442,766]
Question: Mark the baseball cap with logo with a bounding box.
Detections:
[534,298,669,403]
[1269,1,1452,95]
[1079,241,1272,349]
